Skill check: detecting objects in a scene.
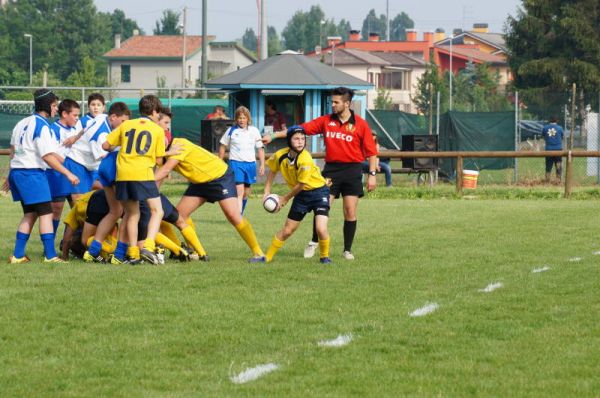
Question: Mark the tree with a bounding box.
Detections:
[153,9,182,35]
[413,63,448,115]
[267,26,282,56]
[282,6,327,52]
[361,9,386,40]
[242,28,257,53]
[505,0,600,118]
[389,12,414,41]
[374,88,393,110]
[336,19,352,41]
[100,9,144,40]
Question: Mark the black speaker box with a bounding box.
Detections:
[401,134,438,170]
[200,119,235,152]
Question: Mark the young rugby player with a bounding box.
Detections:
[263,126,331,263]
[8,89,80,263]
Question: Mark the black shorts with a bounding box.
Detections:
[138,201,151,241]
[116,181,159,201]
[160,194,179,224]
[322,162,364,199]
[545,156,562,172]
[85,190,110,226]
[288,186,330,222]
[184,168,238,203]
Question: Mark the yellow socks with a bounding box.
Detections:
[160,221,181,246]
[235,218,264,256]
[143,238,156,252]
[265,236,285,262]
[181,225,207,256]
[156,232,180,255]
[319,237,330,259]
[127,245,140,260]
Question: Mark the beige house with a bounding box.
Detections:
[103,34,256,96]
[318,48,426,112]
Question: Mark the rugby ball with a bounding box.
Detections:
[263,194,280,213]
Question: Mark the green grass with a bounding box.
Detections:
[1,191,600,396]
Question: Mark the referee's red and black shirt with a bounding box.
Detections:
[301,111,377,163]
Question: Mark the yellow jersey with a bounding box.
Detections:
[168,138,228,183]
[63,190,95,230]
[105,117,165,181]
[266,148,326,190]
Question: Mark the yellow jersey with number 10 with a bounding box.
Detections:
[168,138,228,183]
[106,116,165,181]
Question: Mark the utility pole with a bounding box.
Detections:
[449,35,453,111]
[386,0,390,41]
[260,0,268,59]
[201,0,208,99]
[181,6,187,89]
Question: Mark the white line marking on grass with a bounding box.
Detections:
[594,251,600,255]
[478,282,503,293]
[410,303,439,317]
[318,333,353,347]
[532,266,550,273]
[569,257,582,262]
[230,363,279,384]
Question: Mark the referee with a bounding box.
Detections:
[263,87,378,260]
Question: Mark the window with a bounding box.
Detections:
[121,65,131,83]
[379,70,411,90]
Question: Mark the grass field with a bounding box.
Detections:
[1,187,600,396]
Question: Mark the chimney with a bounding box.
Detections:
[434,28,446,43]
[452,28,463,36]
[114,34,121,49]
[423,31,434,45]
[133,29,139,36]
[368,32,380,42]
[327,36,342,47]
[349,30,360,41]
[472,23,489,33]
[406,29,417,42]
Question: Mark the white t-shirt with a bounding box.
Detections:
[67,113,109,170]
[10,114,59,169]
[50,120,78,159]
[220,125,263,162]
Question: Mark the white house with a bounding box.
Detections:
[103,34,256,96]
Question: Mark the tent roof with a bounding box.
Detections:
[205,53,373,89]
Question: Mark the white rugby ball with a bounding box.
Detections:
[263,194,280,213]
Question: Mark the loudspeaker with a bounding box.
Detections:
[401,134,438,170]
[200,119,235,152]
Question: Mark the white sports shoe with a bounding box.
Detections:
[342,251,355,260]
[304,241,318,258]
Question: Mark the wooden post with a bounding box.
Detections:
[564,151,573,197]
[456,156,463,195]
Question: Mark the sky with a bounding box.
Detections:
[94,0,523,42]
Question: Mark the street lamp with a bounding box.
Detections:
[24,33,32,85]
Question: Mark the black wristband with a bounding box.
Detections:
[368,171,377,176]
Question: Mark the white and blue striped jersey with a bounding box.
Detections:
[10,114,60,169]
[67,113,110,170]
[50,120,78,159]
[79,113,94,131]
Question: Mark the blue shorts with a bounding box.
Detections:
[160,194,179,224]
[184,168,238,203]
[288,185,330,222]
[45,168,71,199]
[9,168,52,205]
[230,160,257,186]
[116,181,159,201]
[137,194,177,240]
[98,152,117,187]
[64,157,96,194]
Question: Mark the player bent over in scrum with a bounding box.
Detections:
[263,126,331,263]
[154,137,265,262]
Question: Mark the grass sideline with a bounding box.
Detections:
[1,191,600,396]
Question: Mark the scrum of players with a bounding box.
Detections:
[6,89,336,265]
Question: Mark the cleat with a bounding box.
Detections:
[155,245,165,265]
[177,246,191,262]
[319,257,332,264]
[126,257,143,266]
[83,250,105,263]
[198,255,210,262]
[140,248,159,265]
[342,251,355,260]
[248,255,266,263]
[110,255,125,265]
[9,255,30,264]
[188,252,200,261]
[304,241,318,258]
[44,256,68,263]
